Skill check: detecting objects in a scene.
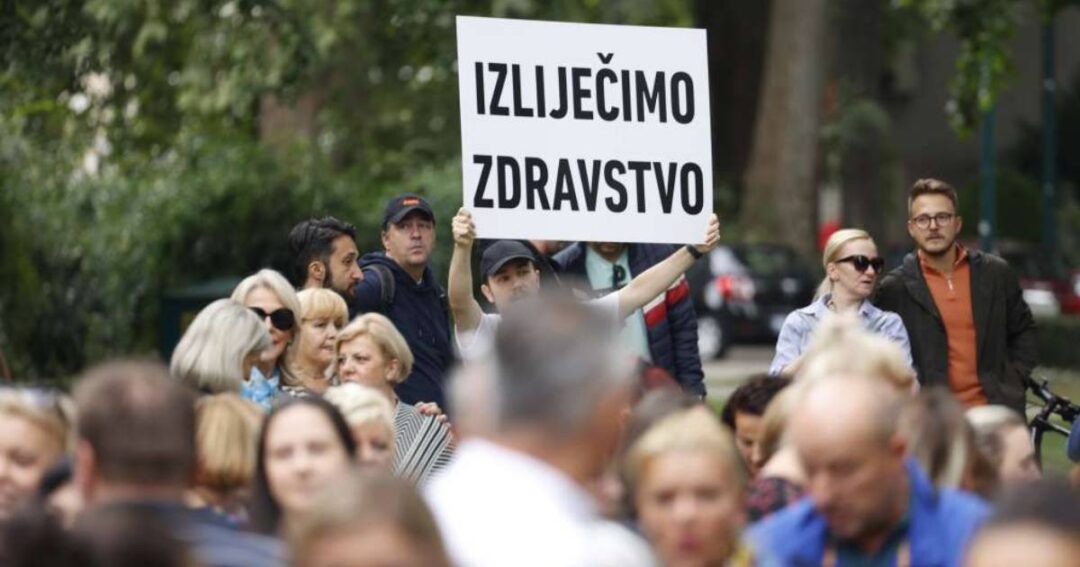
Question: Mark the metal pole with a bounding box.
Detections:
[979,105,997,253]
[1042,17,1057,258]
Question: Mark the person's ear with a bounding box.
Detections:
[825,262,839,282]
[308,260,326,284]
[480,283,496,305]
[73,440,97,504]
[381,230,391,251]
[385,358,401,382]
[888,433,907,460]
[954,215,963,234]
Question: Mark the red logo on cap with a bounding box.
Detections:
[403,198,420,206]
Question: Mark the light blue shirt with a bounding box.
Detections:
[769,294,913,375]
[242,366,280,412]
[584,247,652,363]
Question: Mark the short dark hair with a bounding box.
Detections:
[908,178,959,214]
[987,479,1080,534]
[74,360,196,486]
[250,396,358,535]
[721,374,791,429]
[288,217,358,287]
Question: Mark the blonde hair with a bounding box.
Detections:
[323,383,395,446]
[900,388,976,489]
[816,228,874,299]
[231,269,303,386]
[297,289,349,328]
[170,299,271,393]
[798,313,916,393]
[624,406,745,495]
[334,314,414,385]
[755,385,800,468]
[0,389,74,454]
[194,394,262,492]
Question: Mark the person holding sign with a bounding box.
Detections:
[448,208,720,365]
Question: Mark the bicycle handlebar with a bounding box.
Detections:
[1026,376,1080,424]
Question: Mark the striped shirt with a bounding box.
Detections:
[393,402,455,485]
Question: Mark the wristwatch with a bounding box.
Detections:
[685,244,704,260]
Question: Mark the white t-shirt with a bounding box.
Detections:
[455,293,621,362]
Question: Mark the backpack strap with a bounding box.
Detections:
[365,263,396,312]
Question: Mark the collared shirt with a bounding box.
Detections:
[584,247,652,362]
[769,294,913,375]
[919,245,987,407]
[241,366,279,412]
[424,439,656,567]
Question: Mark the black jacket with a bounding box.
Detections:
[553,243,706,397]
[354,253,454,409]
[872,249,1037,414]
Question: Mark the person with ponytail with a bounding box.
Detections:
[769,229,912,377]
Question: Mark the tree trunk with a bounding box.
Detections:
[742,0,828,259]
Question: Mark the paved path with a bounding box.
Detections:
[703,344,773,401]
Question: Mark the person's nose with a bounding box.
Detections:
[671,494,699,524]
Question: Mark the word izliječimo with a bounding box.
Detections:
[473,53,696,124]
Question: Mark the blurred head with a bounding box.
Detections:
[0,389,72,523]
[790,374,908,545]
[193,394,262,502]
[491,292,637,476]
[381,194,436,274]
[818,229,881,301]
[290,471,451,567]
[967,405,1041,486]
[625,407,746,567]
[798,313,916,393]
[292,289,349,373]
[324,384,396,471]
[170,299,271,393]
[752,386,800,471]
[252,397,356,534]
[479,241,541,312]
[231,269,302,369]
[288,217,362,298]
[899,387,984,492]
[589,242,626,262]
[721,374,791,477]
[335,313,413,390]
[907,178,962,257]
[74,360,196,504]
[966,479,1080,567]
[74,503,196,567]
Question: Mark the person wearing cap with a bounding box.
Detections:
[448,208,720,367]
[355,194,453,409]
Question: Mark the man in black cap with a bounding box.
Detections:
[355,193,454,409]
[448,208,720,364]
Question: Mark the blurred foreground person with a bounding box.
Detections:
[334,313,454,483]
[749,374,988,566]
[283,289,348,396]
[251,397,356,536]
[966,405,1041,487]
[290,471,451,567]
[190,394,263,526]
[324,383,396,472]
[771,229,911,376]
[170,298,271,394]
[745,386,806,523]
[0,388,72,526]
[231,269,303,410]
[721,374,790,477]
[900,387,997,497]
[625,407,751,567]
[74,360,283,566]
[965,479,1080,567]
[426,293,656,567]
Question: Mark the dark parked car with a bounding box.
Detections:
[687,243,817,359]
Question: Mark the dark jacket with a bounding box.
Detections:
[354,253,455,409]
[872,249,1037,414]
[552,243,705,397]
[748,459,989,567]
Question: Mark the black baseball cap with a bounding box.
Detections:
[481,240,537,280]
[382,193,435,229]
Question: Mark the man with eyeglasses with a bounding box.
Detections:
[872,178,1037,415]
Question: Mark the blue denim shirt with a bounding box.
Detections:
[241,366,280,412]
[769,294,913,376]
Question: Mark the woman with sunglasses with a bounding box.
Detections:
[0,388,73,525]
[170,299,272,394]
[231,270,302,410]
[769,229,912,377]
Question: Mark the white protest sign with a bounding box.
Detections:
[456,16,712,244]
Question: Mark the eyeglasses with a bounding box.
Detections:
[910,213,955,229]
[836,255,885,273]
[249,307,296,331]
[612,265,627,290]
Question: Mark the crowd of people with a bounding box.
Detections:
[0,178,1077,567]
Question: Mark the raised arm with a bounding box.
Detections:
[615,213,720,319]
[448,208,485,333]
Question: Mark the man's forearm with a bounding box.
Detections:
[448,243,482,332]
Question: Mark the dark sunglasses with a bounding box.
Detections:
[836,255,885,273]
[249,307,296,331]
